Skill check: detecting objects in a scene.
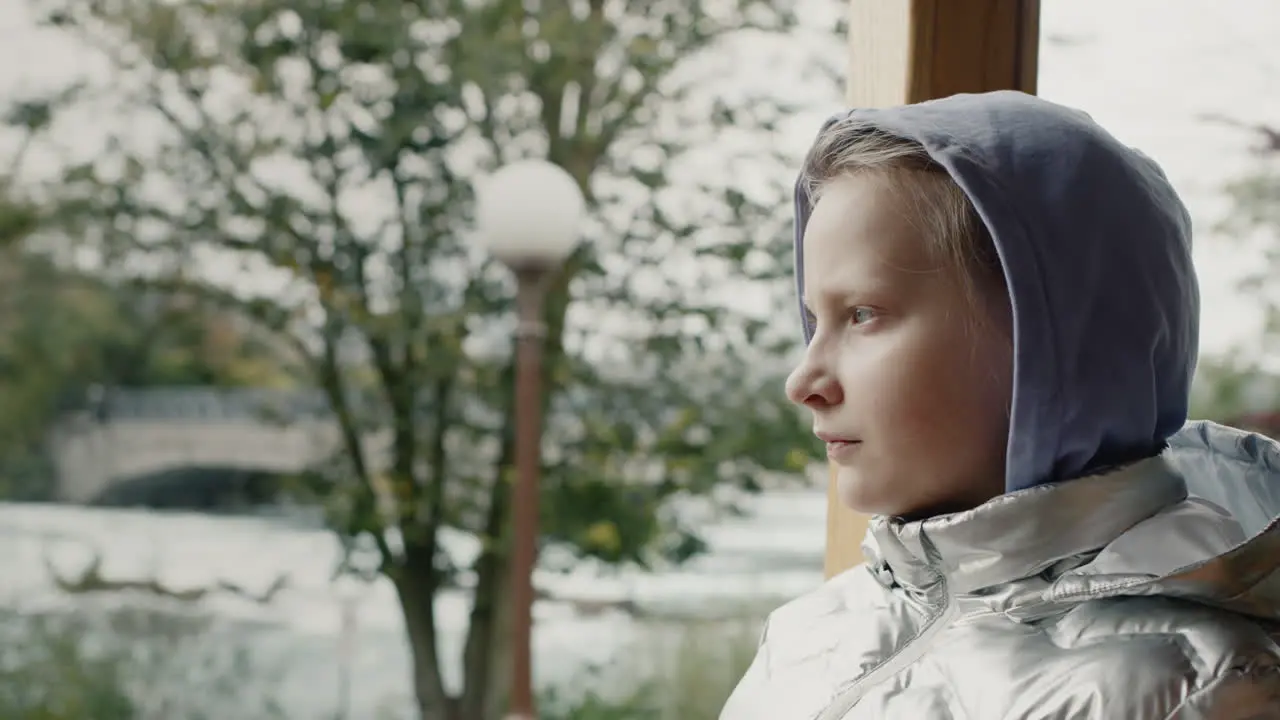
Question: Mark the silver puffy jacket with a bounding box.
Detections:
[721,422,1280,719]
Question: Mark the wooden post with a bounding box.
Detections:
[824,0,1041,578]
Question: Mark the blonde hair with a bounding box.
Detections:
[800,117,1007,318]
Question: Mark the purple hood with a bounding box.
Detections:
[793,91,1199,492]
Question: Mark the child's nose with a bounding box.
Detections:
[803,375,844,410]
[786,363,844,409]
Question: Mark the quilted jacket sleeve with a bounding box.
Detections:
[1164,666,1280,720]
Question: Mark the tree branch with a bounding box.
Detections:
[46,550,289,605]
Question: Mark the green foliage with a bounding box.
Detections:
[1215,122,1280,366]
[1194,120,1280,418]
[0,102,295,499]
[543,692,658,720]
[0,198,40,248]
[0,246,294,499]
[0,105,295,498]
[540,613,765,720]
[11,0,835,714]
[0,607,285,720]
[1192,355,1266,421]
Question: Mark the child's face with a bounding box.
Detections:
[787,173,1013,519]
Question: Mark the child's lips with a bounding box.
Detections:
[816,431,862,462]
[825,440,862,461]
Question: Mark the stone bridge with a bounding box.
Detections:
[50,388,391,504]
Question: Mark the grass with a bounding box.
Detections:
[0,603,771,720]
[543,608,768,720]
[0,606,286,720]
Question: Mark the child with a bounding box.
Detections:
[720,91,1280,719]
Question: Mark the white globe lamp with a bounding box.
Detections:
[474,159,585,269]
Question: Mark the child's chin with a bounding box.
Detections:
[835,469,902,516]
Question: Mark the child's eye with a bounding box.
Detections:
[851,307,877,325]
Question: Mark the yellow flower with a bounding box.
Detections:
[583,521,621,554]
[784,448,810,471]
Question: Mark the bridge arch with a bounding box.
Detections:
[50,388,390,504]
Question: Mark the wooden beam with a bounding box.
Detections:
[824,0,1041,579]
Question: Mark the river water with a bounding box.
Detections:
[0,490,827,716]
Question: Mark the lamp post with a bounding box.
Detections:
[474,159,585,720]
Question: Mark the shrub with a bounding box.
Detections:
[0,606,285,720]
[542,611,765,720]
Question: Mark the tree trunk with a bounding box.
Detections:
[476,550,515,720]
[459,461,516,720]
[393,547,459,720]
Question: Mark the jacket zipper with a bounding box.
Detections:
[813,587,958,720]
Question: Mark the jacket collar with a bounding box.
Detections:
[863,456,1188,595]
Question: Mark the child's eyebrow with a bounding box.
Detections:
[806,274,900,311]
[803,288,868,312]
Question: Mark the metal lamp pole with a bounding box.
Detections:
[474,159,585,720]
[508,264,548,720]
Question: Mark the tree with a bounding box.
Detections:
[1191,115,1280,427]
[0,118,77,499]
[0,246,295,499]
[12,0,837,717]
[1215,115,1280,364]
[0,101,290,499]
